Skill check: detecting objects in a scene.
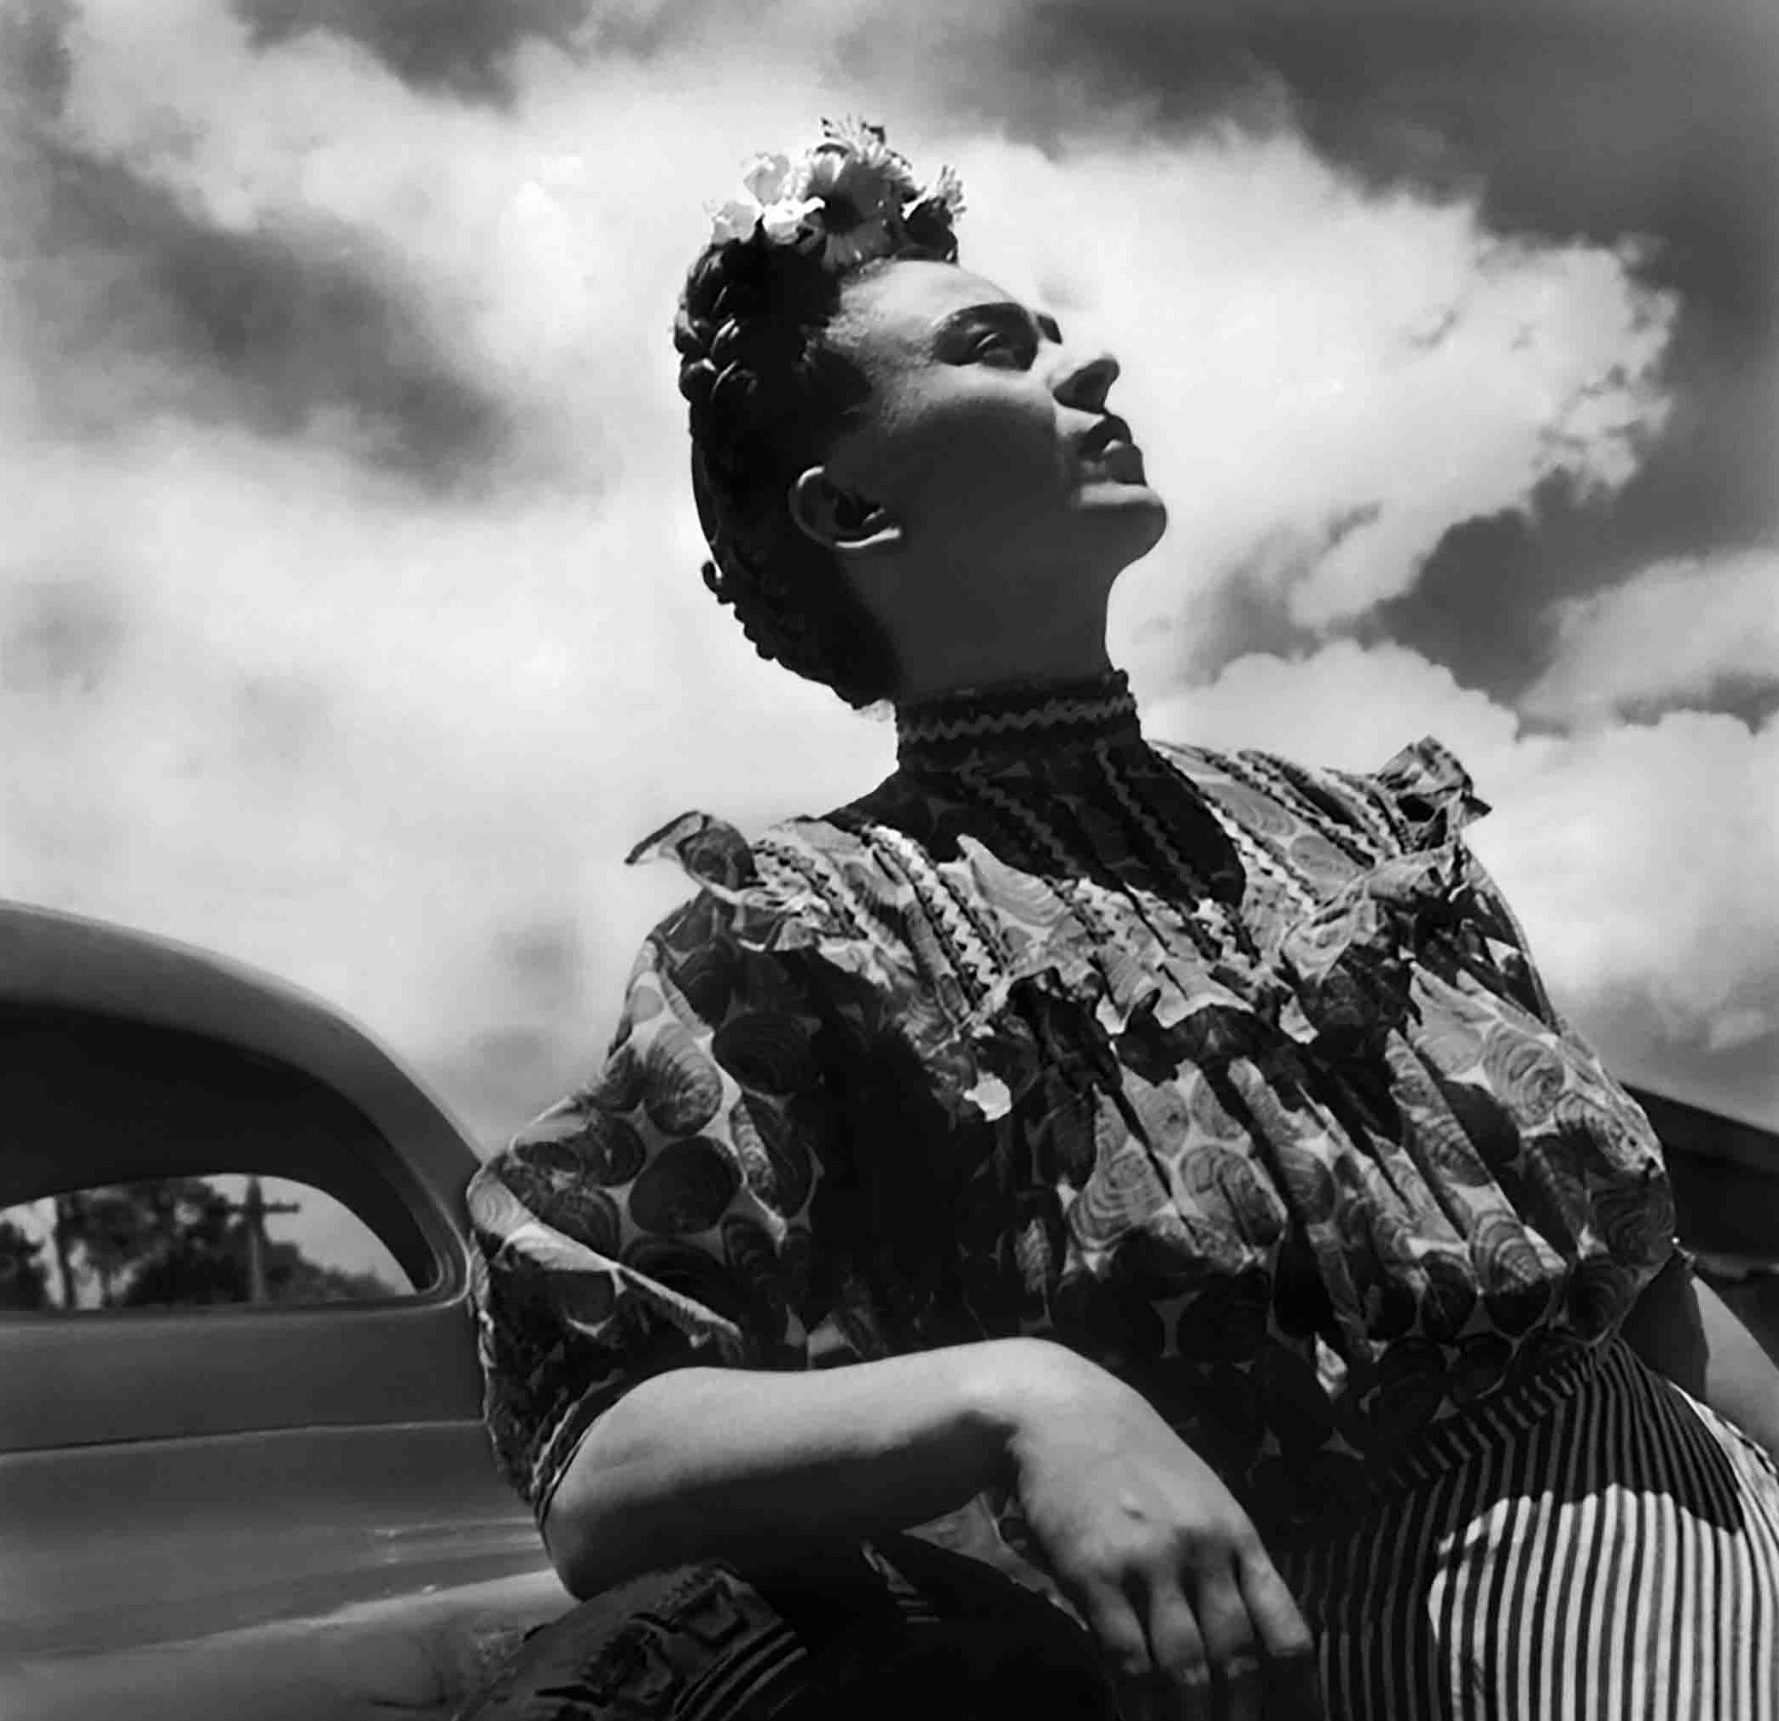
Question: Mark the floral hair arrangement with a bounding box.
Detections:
[705,116,965,271]
[672,117,958,709]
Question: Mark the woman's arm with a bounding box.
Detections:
[1620,1252,1779,1459]
[542,1334,1323,1719]
[540,1337,1050,1597]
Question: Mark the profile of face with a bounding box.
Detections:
[791,261,1168,601]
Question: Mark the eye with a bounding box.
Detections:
[969,329,1028,366]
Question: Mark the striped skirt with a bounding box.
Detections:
[1280,1337,1779,1719]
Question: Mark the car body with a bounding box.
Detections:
[0,901,572,1721]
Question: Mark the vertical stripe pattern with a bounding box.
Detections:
[1280,1338,1779,1719]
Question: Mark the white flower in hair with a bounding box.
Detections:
[899,162,966,253]
[913,163,966,221]
[706,151,822,247]
[704,118,963,270]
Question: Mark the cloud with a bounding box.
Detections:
[1145,640,1538,781]
[1,0,77,113]
[232,0,596,108]
[0,0,1764,1158]
[976,0,1779,272]
[7,136,516,484]
[1520,547,1779,722]
[1368,318,1779,709]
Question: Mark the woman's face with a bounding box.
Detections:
[814,261,1167,583]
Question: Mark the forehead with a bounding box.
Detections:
[832,261,1043,364]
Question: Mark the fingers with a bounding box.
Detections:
[1142,1576,1215,1721]
[1187,1561,1263,1721]
[1071,1543,1322,1721]
[1078,1583,1174,1721]
[1236,1545,1324,1719]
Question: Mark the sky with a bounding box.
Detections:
[1,0,1775,1232]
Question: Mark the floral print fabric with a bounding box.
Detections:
[467,673,1676,1546]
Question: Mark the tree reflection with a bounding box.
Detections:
[0,1178,397,1310]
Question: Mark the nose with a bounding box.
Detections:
[1052,348,1120,413]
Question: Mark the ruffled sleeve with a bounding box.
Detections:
[1352,737,1676,1273]
[1365,734,1489,850]
[465,820,856,1522]
[1358,736,1568,1031]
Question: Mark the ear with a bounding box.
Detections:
[788,467,904,556]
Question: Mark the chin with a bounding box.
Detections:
[1041,480,1168,575]
[1091,483,1168,562]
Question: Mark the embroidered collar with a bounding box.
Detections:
[894,670,1143,771]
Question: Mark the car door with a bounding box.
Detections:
[0,904,569,1721]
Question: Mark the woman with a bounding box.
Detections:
[462,120,1779,1720]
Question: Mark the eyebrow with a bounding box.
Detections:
[932,301,1064,350]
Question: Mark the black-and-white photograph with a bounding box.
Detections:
[1,1,1775,1716]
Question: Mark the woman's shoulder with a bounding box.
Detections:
[622,802,911,982]
[1151,732,1489,857]
[627,803,889,900]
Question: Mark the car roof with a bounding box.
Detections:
[0,898,482,1218]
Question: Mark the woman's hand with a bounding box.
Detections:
[1003,1344,1322,1721]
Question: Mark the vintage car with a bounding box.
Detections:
[0,902,573,1721]
[3,901,1775,1721]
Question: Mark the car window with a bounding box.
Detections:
[0,1174,412,1311]
[0,1002,458,1296]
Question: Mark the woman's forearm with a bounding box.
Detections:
[540,1337,1084,1599]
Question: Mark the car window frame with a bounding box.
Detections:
[0,903,489,1449]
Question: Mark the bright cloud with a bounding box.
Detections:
[0,0,1766,1170]
[1522,548,1779,722]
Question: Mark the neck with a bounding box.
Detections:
[872,556,1119,703]
[890,637,1116,704]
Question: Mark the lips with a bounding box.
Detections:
[1078,414,1135,461]
[1076,413,1145,484]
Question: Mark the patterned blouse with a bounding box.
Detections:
[466,672,1677,1552]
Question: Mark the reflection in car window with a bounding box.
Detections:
[0,1175,411,1311]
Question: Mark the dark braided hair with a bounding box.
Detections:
[674,203,959,707]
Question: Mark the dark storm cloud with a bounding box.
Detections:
[952,1,1777,291]
[923,0,1779,707]
[7,126,514,489]
[232,0,596,107]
